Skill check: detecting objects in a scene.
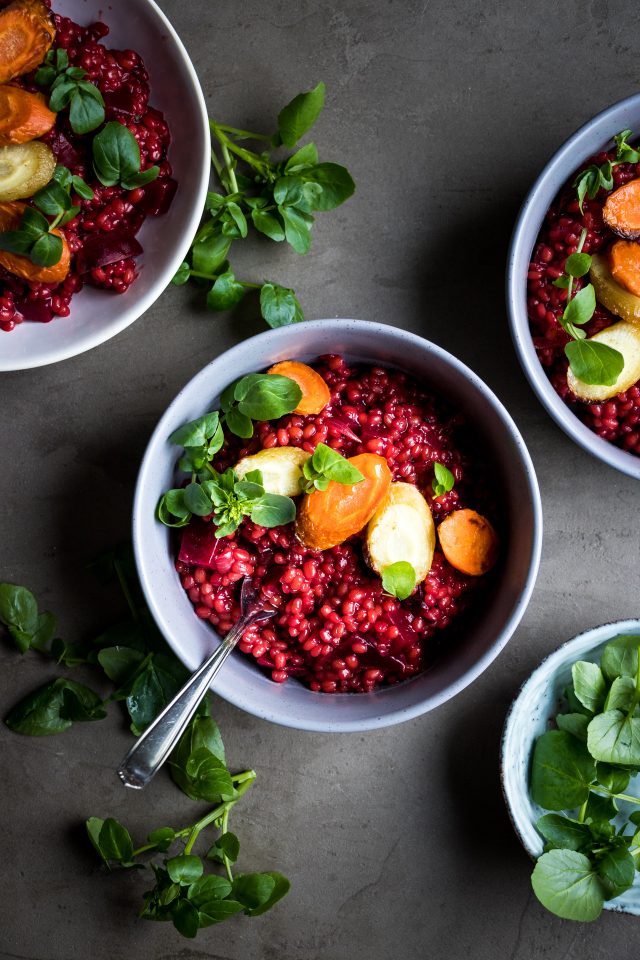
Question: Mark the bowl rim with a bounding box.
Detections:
[132,318,543,732]
[506,91,640,481]
[500,617,640,915]
[0,0,211,373]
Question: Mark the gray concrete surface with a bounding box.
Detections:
[2,1,640,957]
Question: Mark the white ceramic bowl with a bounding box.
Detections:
[507,93,640,480]
[0,0,209,372]
[502,619,640,916]
[133,319,542,732]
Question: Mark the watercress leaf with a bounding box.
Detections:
[60,679,106,721]
[30,610,57,653]
[614,128,640,163]
[564,683,594,717]
[188,874,232,907]
[432,462,455,497]
[250,492,296,528]
[53,164,73,189]
[232,872,276,910]
[310,443,364,484]
[0,229,37,256]
[98,818,134,863]
[174,747,235,802]
[206,270,246,311]
[86,817,107,863]
[93,121,141,187]
[530,729,596,810]
[531,849,604,921]
[273,176,305,207]
[48,80,75,111]
[225,200,247,238]
[172,262,191,287]
[381,561,416,601]
[20,207,50,237]
[572,661,607,714]
[552,274,571,289]
[169,412,220,448]
[183,482,213,517]
[121,166,160,190]
[260,282,303,328]
[30,232,63,268]
[555,713,589,742]
[97,646,145,684]
[601,634,640,681]
[244,871,290,917]
[225,406,254,438]
[69,86,105,134]
[126,653,188,735]
[251,208,285,241]
[300,162,355,210]
[234,372,302,421]
[157,489,192,528]
[564,283,596,327]
[565,252,592,279]
[33,180,71,216]
[71,174,94,200]
[207,831,240,864]
[192,233,232,277]
[536,813,592,852]
[604,676,637,713]
[277,81,325,148]
[5,680,71,735]
[587,711,640,766]
[599,160,614,192]
[171,898,199,938]
[279,204,312,254]
[596,762,630,795]
[197,898,244,927]
[565,339,625,387]
[584,791,617,826]
[285,141,319,171]
[0,583,38,650]
[167,854,203,885]
[173,713,226,765]
[233,481,265,501]
[58,206,81,227]
[35,63,56,87]
[597,845,635,900]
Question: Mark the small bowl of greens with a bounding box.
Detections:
[502,620,640,921]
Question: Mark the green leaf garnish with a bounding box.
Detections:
[564,339,625,387]
[300,442,364,493]
[93,121,159,190]
[381,561,417,601]
[432,462,454,498]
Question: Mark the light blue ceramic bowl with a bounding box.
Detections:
[507,93,640,481]
[502,619,640,916]
[133,319,542,732]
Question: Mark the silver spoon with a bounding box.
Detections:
[117,578,275,789]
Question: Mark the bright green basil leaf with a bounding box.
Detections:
[301,162,355,210]
[232,872,276,910]
[565,339,625,387]
[565,252,592,279]
[206,270,246,311]
[251,209,285,241]
[530,729,596,810]
[250,492,296,528]
[167,854,203,885]
[234,372,302,420]
[587,711,640,766]
[98,817,134,863]
[381,561,417,601]
[531,849,604,921]
[207,831,240,865]
[555,713,589,742]
[536,813,592,852]
[572,661,607,714]
[601,634,640,681]
[260,282,303,327]
[277,82,325,148]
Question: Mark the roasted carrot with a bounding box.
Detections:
[0,200,69,282]
[296,452,391,550]
[437,508,499,577]
[603,179,640,240]
[267,360,331,415]
[0,0,54,84]
[608,239,640,297]
[0,85,55,145]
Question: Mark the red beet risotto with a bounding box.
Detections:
[0,0,175,333]
[161,356,501,694]
[528,130,640,455]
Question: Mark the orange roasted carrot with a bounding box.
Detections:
[609,239,640,297]
[0,85,55,144]
[296,453,391,550]
[603,179,640,240]
[437,508,499,577]
[0,200,69,282]
[267,360,331,415]
[0,0,55,84]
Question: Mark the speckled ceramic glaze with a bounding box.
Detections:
[502,619,640,916]
[133,319,542,732]
[507,93,640,480]
[0,0,210,371]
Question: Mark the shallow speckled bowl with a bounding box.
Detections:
[507,93,640,480]
[0,0,209,372]
[502,619,640,915]
[133,319,542,732]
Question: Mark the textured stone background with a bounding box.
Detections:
[2,1,640,958]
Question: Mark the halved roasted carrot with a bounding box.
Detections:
[437,508,499,577]
[0,200,69,282]
[296,452,391,550]
[609,240,640,297]
[0,85,55,145]
[0,0,55,84]
[603,179,640,240]
[267,360,331,415]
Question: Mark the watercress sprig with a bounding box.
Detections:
[36,48,105,135]
[529,632,640,921]
[173,82,355,328]
[220,372,302,438]
[573,128,639,212]
[299,442,364,493]
[432,462,454,499]
[552,228,624,387]
[381,561,416,601]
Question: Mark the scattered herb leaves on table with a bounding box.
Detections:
[528,632,640,921]
[173,82,355,328]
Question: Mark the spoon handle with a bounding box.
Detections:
[116,613,252,789]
